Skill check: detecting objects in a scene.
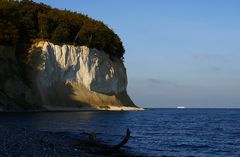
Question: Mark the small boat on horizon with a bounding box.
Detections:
[177,106,185,109]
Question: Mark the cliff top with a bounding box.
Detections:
[0,0,125,59]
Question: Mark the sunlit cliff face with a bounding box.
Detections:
[29,41,136,110]
[37,41,127,94]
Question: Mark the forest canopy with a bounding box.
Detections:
[0,0,125,59]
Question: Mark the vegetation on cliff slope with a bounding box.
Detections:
[0,0,125,59]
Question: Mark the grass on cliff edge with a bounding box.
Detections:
[0,0,125,59]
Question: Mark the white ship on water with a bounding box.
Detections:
[177,106,185,109]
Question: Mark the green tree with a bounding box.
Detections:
[0,0,125,59]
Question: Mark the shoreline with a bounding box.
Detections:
[0,106,145,113]
[98,106,145,111]
[0,125,143,157]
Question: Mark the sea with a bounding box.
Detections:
[0,108,240,157]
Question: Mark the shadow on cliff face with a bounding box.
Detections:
[37,80,93,110]
[38,79,136,110]
[0,45,44,111]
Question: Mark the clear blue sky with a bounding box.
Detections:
[35,0,240,108]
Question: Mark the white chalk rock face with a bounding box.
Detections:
[31,41,138,110]
[38,41,127,94]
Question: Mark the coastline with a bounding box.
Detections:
[98,106,145,111]
[0,125,142,157]
[0,106,145,112]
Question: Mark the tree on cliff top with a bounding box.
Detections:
[0,0,125,59]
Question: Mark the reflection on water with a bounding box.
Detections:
[0,111,130,133]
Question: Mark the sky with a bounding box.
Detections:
[34,0,240,108]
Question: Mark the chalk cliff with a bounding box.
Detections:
[0,41,140,111]
[0,1,142,111]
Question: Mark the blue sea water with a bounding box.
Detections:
[0,108,240,157]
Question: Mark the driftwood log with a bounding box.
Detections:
[113,129,131,150]
[88,129,131,150]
